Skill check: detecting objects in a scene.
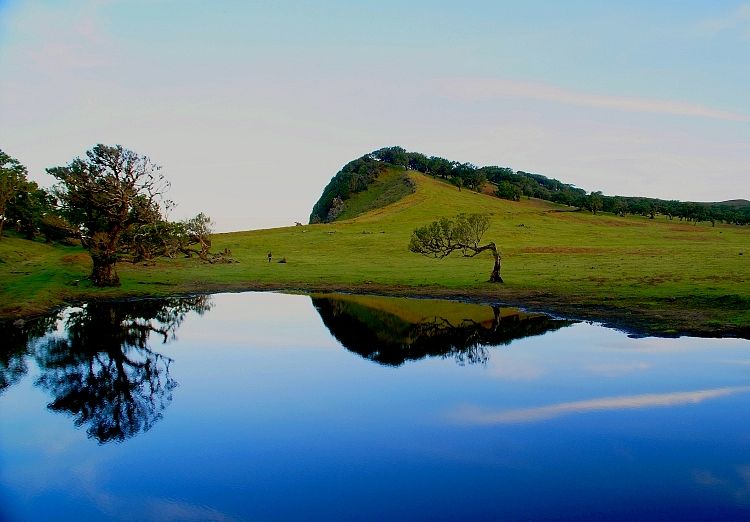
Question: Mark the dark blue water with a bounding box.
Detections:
[2,292,750,521]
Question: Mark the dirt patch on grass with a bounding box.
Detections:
[61,253,90,264]
[479,182,497,196]
[576,274,683,286]
[585,217,650,228]
[520,246,603,254]
[663,235,716,241]
[636,275,682,285]
[693,274,747,283]
[667,224,706,232]
[554,213,648,227]
[584,276,611,286]
[623,249,668,256]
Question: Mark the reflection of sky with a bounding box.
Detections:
[2,292,750,520]
[475,321,750,415]
[449,386,750,424]
[174,292,335,350]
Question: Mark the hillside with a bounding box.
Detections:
[311,147,750,226]
[707,199,750,209]
[308,152,415,223]
[4,168,749,336]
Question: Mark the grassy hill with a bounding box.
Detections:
[707,199,750,209]
[334,168,414,221]
[2,170,749,336]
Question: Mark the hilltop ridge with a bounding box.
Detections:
[311,146,750,226]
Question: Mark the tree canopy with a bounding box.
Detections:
[409,213,503,283]
[48,144,171,286]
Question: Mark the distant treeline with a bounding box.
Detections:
[310,146,750,226]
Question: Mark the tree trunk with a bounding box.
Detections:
[488,245,503,283]
[91,254,120,287]
[86,231,121,286]
[473,242,503,283]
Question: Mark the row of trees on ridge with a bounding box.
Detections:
[311,146,750,226]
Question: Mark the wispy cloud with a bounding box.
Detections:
[9,0,117,73]
[448,386,750,424]
[699,3,750,38]
[438,77,749,122]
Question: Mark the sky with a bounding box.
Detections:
[1,0,748,232]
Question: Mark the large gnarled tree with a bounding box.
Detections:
[409,213,503,283]
[49,144,170,286]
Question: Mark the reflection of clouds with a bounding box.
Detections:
[693,470,725,486]
[621,337,750,354]
[143,499,237,522]
[449,386,750,424]
[74,463,239,522]
[692,464,750,506]
[585,361,651,377]
[488,358,544,381]
[13,422,81,457]
[739,466,750,503]
[68,459,239,522]
[4,448,237,521]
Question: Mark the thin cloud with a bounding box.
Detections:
[8,0,116,73]
[438,78,749,122]
[699,3,750,37]
[448,386,750,424]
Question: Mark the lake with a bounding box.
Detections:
[2,292,750,521]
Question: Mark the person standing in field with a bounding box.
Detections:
[267,251,272,263]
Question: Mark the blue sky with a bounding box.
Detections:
[1,0,748,230]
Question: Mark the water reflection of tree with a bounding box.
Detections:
[313,296,575,366]
[0,315,58,393]
[34,296,212,443]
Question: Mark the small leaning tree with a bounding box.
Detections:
[409,213,503,283]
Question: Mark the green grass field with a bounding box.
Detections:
[1,169,748,335]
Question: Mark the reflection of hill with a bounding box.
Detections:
[312,294,575,366]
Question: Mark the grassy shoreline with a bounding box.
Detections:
[2,171,748,337]
[2,276,748,339]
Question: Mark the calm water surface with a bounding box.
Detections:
[1,292,750,521]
